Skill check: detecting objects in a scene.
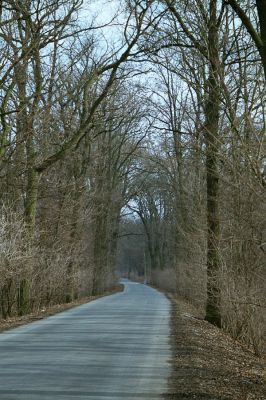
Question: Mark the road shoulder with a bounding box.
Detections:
[165,295,266,400]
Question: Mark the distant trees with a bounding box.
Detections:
[87,83,148,294]
[117,218,146,280]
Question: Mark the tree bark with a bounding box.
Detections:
[17,278,30,316]
[204,0,222,328]
[1,279,13,319]
[256,0,266,78]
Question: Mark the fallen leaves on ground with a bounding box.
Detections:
[165,296,266,400]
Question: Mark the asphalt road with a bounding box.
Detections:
[0,280,170,400]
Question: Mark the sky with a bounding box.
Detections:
[79,0,124,53]
[82,0,121,30]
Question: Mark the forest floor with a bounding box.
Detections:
[165,295,266,400]
[0,284,123,333]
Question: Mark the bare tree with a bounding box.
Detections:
[226,0,266,78]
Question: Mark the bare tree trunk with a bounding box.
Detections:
[257,0,266,78]
[1,279,13,319]
[17,278,30,316]
[65,178,84,303]
[204,0,221,328]
[14,59,34,316]
[91,205,108,295]
[24,138,40,236]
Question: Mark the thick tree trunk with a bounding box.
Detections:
[107,209,121,283]
[204,0,222,328]
[15,61,38,316]
[1,279,13,319]
[17,278,30,316]
[65,180,84,303]
[91,196,109,296]
[24,167,40,236]
[256,0,266,78]
[18,131,41,316]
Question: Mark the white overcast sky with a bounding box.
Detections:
[79,0,124,49]
[83,0,121,27]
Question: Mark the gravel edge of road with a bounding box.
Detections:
[0,284,124,334]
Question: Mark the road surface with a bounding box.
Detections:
[0,280,170,400]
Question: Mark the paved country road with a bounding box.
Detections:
[0,280,171,400]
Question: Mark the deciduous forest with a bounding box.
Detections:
[0,0,265,355]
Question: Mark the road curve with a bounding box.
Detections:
[0,280,170,400]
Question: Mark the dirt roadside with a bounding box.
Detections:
[0,284,124,333]
[164,295,266,400]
